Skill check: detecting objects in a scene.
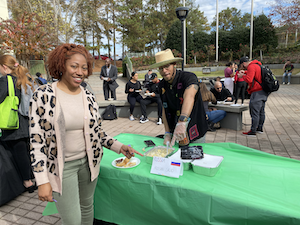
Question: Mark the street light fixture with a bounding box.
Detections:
[176,7,189,71]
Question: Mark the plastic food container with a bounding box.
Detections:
[191,154,223,177]
[168,148,192,171]
[144,146,175,164]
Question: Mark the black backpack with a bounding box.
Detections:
[101,104,117,120]
[254,64,280,94]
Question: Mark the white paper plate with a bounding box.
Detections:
[112,157,140,169]
[230,104,241,107]
[144,92,153,96]
[135,90,141,93]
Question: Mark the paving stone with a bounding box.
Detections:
[27,198,42,205]
[16,217,36,224]
[0,211,7,218]
[0,205,15,213]
[33,221,53,225]
[31,205,45,214]
[0,219,13,224]
[10,208,29,217]
[38,215,59,224]
[7,200,23,208]
[19,203,36,211]
[15,196,30,202]
[24,211,42,220]
[2,213,22,222]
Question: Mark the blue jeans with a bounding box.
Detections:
[206,110,226,123]
[282,72,292,83]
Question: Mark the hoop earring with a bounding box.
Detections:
[59,72,62,76]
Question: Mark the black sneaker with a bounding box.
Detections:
[256,128,263,134]
[140,117,149,124]
[242,130,256,136]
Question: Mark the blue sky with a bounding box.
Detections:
[106,0,277,57]
[195,0,276,24]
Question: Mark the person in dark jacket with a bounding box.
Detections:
[0,55,36,193]
[125,72,148,123]
[100,58,119,100]
[149,49,208,146]
[144,73,163,125]
[210,81,234,102]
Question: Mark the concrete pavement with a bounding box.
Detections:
[1,74,300,224]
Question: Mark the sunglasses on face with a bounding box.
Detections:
[159,64,171,71]
[216,87,222,90]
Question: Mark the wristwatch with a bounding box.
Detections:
[178,115,189,122]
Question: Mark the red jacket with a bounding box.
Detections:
[242,60,263,94]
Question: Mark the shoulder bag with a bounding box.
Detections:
[0,75,19,129]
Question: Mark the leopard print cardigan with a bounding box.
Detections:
[29,82,123,194]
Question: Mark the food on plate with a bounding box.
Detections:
[116,157,136,168]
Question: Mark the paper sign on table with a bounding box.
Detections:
[150,156,183,178]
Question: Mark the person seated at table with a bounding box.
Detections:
[200,81,226,131]
[143,69,153,87]
[125,71,148,123]
[209,76,225,89]
[144,73,163,125]
[210,81,235,102]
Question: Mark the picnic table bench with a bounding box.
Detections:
[208,103,249,130]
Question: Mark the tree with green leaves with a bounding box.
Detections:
[165,20,194,56]
[253,14,278,51]
[185,0,210,33]
[211,7,250,31]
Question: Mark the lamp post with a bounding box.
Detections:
[176,7,189,71]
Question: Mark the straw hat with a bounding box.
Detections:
[149,49,183,69]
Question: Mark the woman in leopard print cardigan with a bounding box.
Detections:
[29,44,142,225]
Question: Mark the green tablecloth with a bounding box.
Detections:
[94,133,300,225]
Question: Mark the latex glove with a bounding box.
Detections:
[171,122,187,146]
[163,132,172,145]
[120,145,144,159]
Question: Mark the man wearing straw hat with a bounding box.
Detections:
[150,49,208,146]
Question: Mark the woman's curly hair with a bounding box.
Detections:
[47,44,94,79]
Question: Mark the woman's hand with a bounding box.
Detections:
[120,145,144,159]
[38,183,54,202]
[129,88,134,92]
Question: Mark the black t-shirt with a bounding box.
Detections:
[159,70,208,141]
[125,80,142,97]
[210,87,234,102]
[146,81,160,97]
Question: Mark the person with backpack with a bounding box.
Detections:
[0,55,36,193]
[238,56,268,136]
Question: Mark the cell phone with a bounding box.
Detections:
[144,140,155,147]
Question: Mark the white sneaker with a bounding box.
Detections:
[129,115,135,121]
[282,82,285,85]
[140,117,149,124]
[157,118,162,125]
[140,115,144,120]
[287,82,290,85]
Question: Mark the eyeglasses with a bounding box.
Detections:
[159,64,171,71]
